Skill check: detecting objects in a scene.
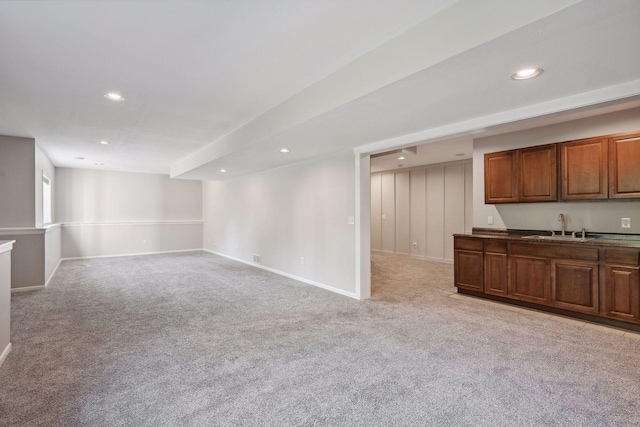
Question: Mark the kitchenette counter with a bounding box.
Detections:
[453,230,640,331]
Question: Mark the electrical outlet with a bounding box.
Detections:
[622,218,631,229]
[412,242,418,249]
[348,216,355,225]
[488,216,494,225]
[382,214,386,220]
[301,257,305,265]
[143,240,147,245]
[252,254,261,264]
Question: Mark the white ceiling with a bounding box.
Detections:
[1,0,640,179]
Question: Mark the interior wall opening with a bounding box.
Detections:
[368,137,473,297]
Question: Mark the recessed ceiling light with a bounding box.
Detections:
[95,162,104,166]
[74,157,85,160]
[511,68,543,80]
[104,92,125,101]
[97,140,110,145]
[397,156,406,160]
[220,169,227,173]
[279,148,290,153]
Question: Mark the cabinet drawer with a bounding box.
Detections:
[604,248,640,266]
[510,242,598,261]
[455,237,483,251]
[485,240,507,254]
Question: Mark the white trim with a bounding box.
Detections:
[44,224,62,234]
[0,343,11,367]
[0,241,15,255]
[60,221,203,227]
[203,249,359,300]
[0,224,61,236]
[355,153,371,300]
[354,79,640,155]
[11,285,45,293]
[0,228,45,236]
[61,248,202,261]
[44,259,62,287]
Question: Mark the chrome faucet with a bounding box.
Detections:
[558,213,566,236]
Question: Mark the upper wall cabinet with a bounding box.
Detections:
[518,144,558,202]
[609,131,640,199]
[485,150,517,203]
[484,144,557,203]
[484,129,640,204]
[560,137,608,200]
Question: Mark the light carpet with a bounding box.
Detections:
[1,251,639,426]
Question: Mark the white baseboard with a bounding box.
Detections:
[61,248,202,261]
[44,259,62,287]
[202,249,359,300]
[0,343,11,367]
[11,285,45,294]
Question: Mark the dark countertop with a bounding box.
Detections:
[455,228,640,249]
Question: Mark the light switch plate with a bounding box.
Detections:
[348,216,355,225]
[488,216,494,225]
[622,218,631,229]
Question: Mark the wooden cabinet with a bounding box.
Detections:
[484,145,557,203]
[602,247,640,322]
[551,260,599,314]
[560,137,608,200]
[454,234,640,328]
[454,237,483,292]
[510,255,550,304]
[518,144,558,202]
[484,240,507,296]
[485,151,517,203]
[603,265,639,322]
[609,131,640,199]
[483,129,640,204]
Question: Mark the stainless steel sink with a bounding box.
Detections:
[521,235,593,243]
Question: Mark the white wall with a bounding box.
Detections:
[0,135,35,227]
[203,152,357,296]
[371,160,472,263]
[56,168,202,222]
[474,107,640,234]
[35,144,56,227]
[56,168,203,258]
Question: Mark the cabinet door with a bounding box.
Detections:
[485,252,507,296]
[485,151,517,203]
[518,144,557,202]
[455,250,483,292]
[551,260,599,314]
[609,132,640,199]
[560,137,608,200]
[509,255,550,304]
[603,265,640,323]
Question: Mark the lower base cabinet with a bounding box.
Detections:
[551,260,599,314]
[485,252,507,296]
[454,250,483,292]
[604,265,640,322]
[510,255,550,304]
[454,235,640,327]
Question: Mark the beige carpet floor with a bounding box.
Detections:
[0,251,639,426]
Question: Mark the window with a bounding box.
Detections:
[43,173,51,225]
